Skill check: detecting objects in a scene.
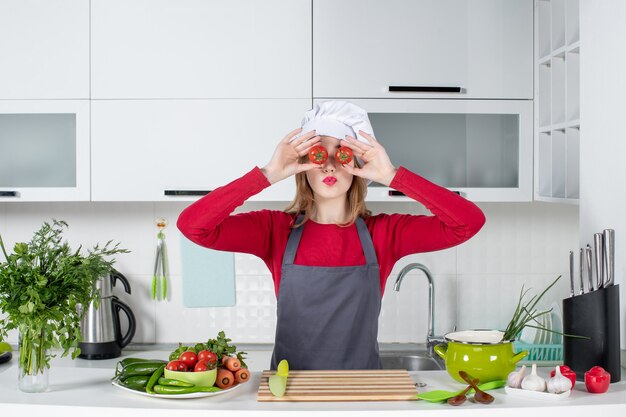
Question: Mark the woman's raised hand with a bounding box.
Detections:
[261,128,321,184]
[340,131,397,186]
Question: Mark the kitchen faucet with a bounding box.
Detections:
[393,263,445,360]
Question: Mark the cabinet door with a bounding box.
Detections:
[0,100,90,201]
[91,99,311,201]
[0,0,89,99]
[91,0,311,99]
[314,0,533,99]
[336,99,533,202]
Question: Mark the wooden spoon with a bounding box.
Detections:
[459,371,495,404]
[447,378,478,406]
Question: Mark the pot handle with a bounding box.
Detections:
[510,350,529,364]
[433,343,447,360]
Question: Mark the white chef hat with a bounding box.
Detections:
[296,100,375,145]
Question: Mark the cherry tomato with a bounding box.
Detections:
[585,366,610,393]
[179,350,197,369]
[166,360,188,372]
[308,145,328,165]
[550,365,577,388]
[194,361,210,372]
[197,349,217,365]
[335,146,353,165]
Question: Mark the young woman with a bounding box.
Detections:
[177,101,485,370]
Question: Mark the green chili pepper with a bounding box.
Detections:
[152,384,222,395]
[145,364,166,395]
[157,377,194,387]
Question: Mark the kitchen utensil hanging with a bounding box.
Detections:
[152,217,168,301]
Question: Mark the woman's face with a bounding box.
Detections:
[305,136,355,200]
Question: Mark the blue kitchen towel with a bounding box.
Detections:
[180,236,236,307]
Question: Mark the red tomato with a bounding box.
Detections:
[166,360,188,372]
[179,351,197,369]
[197,350,217,365]
[585,366,610,393]
[550,365,577,388]
[335,146,353,165]
[194,361,209,372]
[308,145,328,165]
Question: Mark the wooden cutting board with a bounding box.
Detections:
[257,369,418,402]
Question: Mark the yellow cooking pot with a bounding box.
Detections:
[434,330,528,383]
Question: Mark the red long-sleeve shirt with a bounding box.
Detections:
[177,166,485,296]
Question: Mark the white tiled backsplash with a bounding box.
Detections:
[0,200,578,345]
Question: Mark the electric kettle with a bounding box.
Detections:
[78,270,136,359]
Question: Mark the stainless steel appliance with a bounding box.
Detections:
[78,270,136,359]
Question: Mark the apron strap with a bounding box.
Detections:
[283,215,379,266]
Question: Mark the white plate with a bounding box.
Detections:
[533,315,545,344]
[111,379,243,399]
[550,301,563,344]
[505,386,571,401]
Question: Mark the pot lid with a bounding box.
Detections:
[444,330,507,344]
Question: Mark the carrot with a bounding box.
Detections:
[216,368,234,389]
[224,356,241,372]
[234,368,250,383]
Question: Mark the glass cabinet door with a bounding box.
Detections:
[0,100,90,201]
[325,99,533,202]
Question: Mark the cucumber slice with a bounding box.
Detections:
[268,375,287,397]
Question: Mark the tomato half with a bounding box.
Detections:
[335,146,353,165]
[308,145,328,165]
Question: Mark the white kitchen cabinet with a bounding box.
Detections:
[335,99,533,202]
[313,0,533,100]
[534,0,580,203]
[0,100,90,201]
[0,0,89,99]
[91,99,311,201]
[91,0,311,99]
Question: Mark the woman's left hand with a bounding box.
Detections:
[340,131,397,186]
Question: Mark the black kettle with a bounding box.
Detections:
[78,270,136,359]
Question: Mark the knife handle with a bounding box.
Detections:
[594,233,604,289]
[569,250,575,297]
[603,229,615,287]
[586,245,594,291]
[579,248,585,295]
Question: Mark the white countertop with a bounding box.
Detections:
[1,349,626,417]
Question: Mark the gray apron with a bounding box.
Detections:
[270,215,382,370]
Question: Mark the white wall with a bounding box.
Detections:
[0,199,578,346]
[580,1,626,348]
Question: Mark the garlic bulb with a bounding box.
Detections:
[507,365,527,388]
[547,365,573,394]
[521,363,547,392]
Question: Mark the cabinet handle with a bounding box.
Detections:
[388,86,462,93]
[0,191,18,197]
[164,190,212,196]
[388,190,462,197]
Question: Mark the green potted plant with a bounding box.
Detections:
[0,220,128,392]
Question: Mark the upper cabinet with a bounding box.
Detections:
[91,99,310,202]
[0,0,89,99]
[534,0,580,203]
[0,100,90,201]
[313,0,533,100]
[91,0,312,99]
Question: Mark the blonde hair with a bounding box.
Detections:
[285,159,371,228]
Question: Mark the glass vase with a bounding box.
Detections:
[18,328,49,393]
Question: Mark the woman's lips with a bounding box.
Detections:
[323,176,337,185]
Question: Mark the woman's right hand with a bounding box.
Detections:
[261,128,321,184]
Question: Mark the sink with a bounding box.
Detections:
[380,353,444,371]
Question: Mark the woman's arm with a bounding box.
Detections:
[370,166,486,259]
